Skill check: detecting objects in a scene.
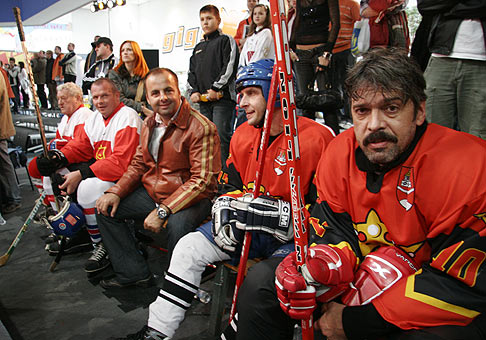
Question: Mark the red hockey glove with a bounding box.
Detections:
[341,246,418,306]
[276,252,316,320]
[275,245,354,319]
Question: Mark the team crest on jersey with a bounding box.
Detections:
[274,148,287,176]
[396,166,415,211]
[95,146,107,160]
[353,209,425,258]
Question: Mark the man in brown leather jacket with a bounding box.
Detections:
[95,68,221,289]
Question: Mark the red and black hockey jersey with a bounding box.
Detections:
[220,117,335,204]
[61,103,142,182]
[310,122,486,330]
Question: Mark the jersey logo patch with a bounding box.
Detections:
[274,148,287,176]
[95,146,107,160]
[309,217,328,237]
[353,209,425,258]
[396,166,415,211]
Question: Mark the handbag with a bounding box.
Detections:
[351,18,370,57]
[295,68,343,112]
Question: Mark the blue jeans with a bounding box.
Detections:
[97,186,212,283]
[424,56,486,139]
[0,140,21,205]
[199,98,235,164]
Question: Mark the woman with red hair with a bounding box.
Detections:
[109,40,153,118]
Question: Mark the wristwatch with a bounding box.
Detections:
[156,204,170,220]
[322,52,332,60]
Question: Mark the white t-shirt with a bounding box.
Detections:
[433,19,486,61]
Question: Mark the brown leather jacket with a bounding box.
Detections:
[107,98,221,213]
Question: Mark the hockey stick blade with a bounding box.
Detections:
[0,193,46,267]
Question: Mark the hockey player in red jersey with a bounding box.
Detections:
[28,82,93,211]
[238,48,486,340]
[111,59,335,339]
[36,78,142,275]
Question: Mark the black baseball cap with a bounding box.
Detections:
[95,37,113,47]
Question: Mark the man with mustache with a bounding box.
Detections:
[234,48,486,340]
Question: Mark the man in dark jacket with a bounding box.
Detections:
[95,68,221,289]
[188,5,239,165]
[45,50,58,110]
[418,0,486,139]
[84,35,100,74]
[31,51,48,109]
[82,37,116,95]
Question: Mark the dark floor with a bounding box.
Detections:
[0,169,232,340]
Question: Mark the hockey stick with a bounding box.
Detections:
[12,7,48,156]
[229,66,279,322]
[49,236,66,272]
[13,7,61,211]
[0,193,46,267]
[269,0,314,338]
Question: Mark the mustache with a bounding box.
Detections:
[363,130,398,146]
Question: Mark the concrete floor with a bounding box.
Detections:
[0,169,228,340]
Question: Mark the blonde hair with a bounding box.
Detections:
[57,82,83,101]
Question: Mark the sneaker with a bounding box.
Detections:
[3,203,21,214]
[111,325,169,340]
[99,275,155,289]
[47,228,93,255]
[85,242,110,274]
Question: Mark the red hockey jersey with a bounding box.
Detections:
[310,123,486,329]
[55,105,93,141]
[61,103,142,182]
[220,117,335,203]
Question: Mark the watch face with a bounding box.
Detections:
[157,207,168,219]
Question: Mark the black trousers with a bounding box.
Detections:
[64,74,76,83]
[228,257,486,340]
[36,83,48,108]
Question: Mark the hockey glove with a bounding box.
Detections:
[341,246,418,306]
[231,195,293,243]
[276,252,317,320]
[36,150,68,176]
[275,245,354,319]
[211,196,244,253]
